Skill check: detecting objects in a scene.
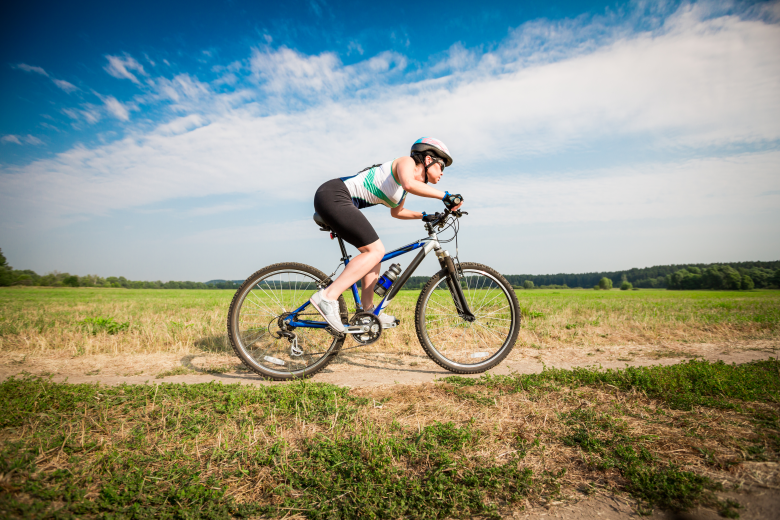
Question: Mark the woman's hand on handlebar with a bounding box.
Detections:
[442,192,464,211]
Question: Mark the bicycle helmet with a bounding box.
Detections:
[411,137,453,167]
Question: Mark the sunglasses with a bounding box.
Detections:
[430,157,445,172]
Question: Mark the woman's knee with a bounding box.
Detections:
[360,240,385,260]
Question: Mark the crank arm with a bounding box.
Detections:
[343,325,370,334]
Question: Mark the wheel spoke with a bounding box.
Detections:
[228,268,343,379]
[420,267,517,369]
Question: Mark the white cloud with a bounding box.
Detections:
[249,46,406,101]
[14,63,81,93]
[15,63,48,76]
[40,123,62,132]
[153,114,206,136]
[461,151,780,225]
[250,47,344,94]
[0,135,44,146]
[52,79,78,93]
[1,2,779,238]
[62,106,102,125]
[104,54,147,84]
[1,135,22,145]
[101,96,131,121]
[151,74,210,105]
[347,41,364,56]
[82,108,101,124]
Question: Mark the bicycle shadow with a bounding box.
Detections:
[178,333,257,381]
[193,333,233,354]
[329,351,446,375]
[183,333,445,379]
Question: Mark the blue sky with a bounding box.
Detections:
[1,0,779,281]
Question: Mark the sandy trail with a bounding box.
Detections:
[1,339,776,387]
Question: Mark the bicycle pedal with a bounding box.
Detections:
[382,319,400,329]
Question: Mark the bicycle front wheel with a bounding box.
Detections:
[415,262,520,374]
[227,262,347,380]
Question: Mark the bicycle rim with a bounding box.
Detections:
[418,264,518,372]
[229,266,343,379]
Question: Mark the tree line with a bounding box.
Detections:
[2,248,779,291]
[505,261,780,290]
[0,249,242,289]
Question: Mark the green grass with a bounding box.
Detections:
[2,359,778,518]
[1,287,779,356]
[446,358,780,411]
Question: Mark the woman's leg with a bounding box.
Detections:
[322,239,385,302]
[360,261,382,310]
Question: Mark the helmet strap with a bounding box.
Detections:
[423,155,432,184]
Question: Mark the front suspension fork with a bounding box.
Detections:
[438,253,476,321]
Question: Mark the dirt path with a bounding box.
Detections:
[515,479,780,519]
[2,339,776,387]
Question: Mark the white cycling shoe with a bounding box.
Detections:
[366,306,399,329]
[310,290,345,333]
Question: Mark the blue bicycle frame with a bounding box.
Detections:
[285,237,432,329]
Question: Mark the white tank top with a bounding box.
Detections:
[340,160,407,209]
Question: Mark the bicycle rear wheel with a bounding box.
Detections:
[415,262,520,374]
[227,262,347,380]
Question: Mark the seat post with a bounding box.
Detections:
[337,236,351,263]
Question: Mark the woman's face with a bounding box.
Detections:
[426,157,444,184]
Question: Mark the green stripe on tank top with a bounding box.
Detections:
[364,167,397,207]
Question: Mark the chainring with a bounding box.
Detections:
[348,312,382,345]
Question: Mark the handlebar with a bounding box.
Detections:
[423,208,468,230]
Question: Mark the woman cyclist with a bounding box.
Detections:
[310,137,464,333]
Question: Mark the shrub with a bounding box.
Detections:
[741,275,754,291]
[598,277,613,290]
[523,280,534,289]
[80,317,130,335]
[620,281,633,291]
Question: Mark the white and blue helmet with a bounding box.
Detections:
[411,137,453,167]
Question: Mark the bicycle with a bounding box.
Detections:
[227,209,521,380]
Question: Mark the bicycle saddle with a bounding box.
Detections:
[312,212,331,232]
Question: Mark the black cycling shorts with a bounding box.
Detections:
[314,179,380,248]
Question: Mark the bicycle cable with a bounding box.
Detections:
[435,214,464,277]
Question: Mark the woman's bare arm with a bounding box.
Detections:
[395,156,446,199]
[390,197,423,220]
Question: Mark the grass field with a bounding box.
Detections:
[1,359,778,518]
[1,287,779,518]
[0,287,778,358]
